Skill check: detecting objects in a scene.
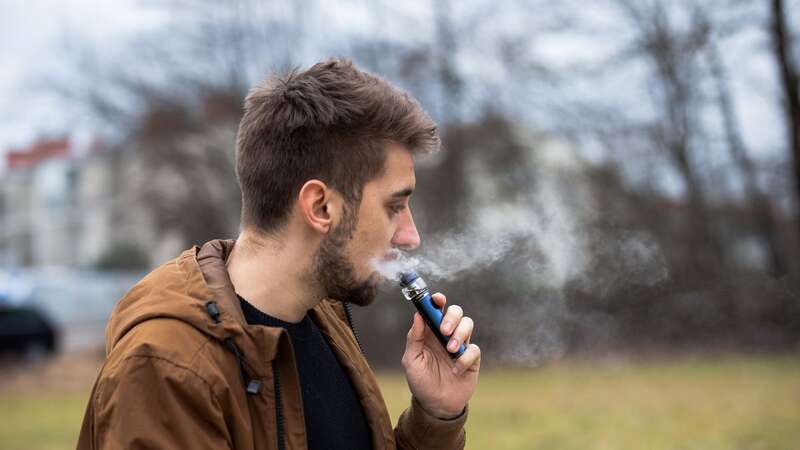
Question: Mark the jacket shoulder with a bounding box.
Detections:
[81,329,234,450]
[101,317,241,401]
[107,318,213,370]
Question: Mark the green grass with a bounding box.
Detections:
[378,356,800,450]
[1,391,91,450]
[1,355,798,450]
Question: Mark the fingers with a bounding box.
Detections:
[453,343,481,375]
[402,313,429,369]
[431,292,447,308]
[403,312,426,365]
[433,292,472,354]
[446,316,473,353]
[424,293,479,372]
[439,303,463,337]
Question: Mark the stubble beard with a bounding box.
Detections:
[312,207,379,307]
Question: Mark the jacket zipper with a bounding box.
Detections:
[271,359,286,450]
[271,304,357,450]
[206,301,285,449]
[343,302,364,355]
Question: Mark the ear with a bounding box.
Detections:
[297,180,342,235]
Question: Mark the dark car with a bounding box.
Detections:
[0,304,58,360]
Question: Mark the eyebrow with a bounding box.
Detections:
[390,187,414,198]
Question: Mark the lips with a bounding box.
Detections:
[384,248,403,261]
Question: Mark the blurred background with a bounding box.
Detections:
[1,0,799,449]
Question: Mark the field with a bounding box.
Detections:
[1,353,798,450]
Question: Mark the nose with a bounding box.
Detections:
[391,209,421,251]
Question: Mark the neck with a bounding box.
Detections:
[226,228,322,323]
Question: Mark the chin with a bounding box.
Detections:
[354,272,382,306]
[332,272,381,307]
[344,288,377,307]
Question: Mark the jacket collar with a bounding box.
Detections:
[106,239,284,375]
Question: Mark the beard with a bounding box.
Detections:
[312,207,379,307]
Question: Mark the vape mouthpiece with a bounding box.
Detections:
[398,271,420,287]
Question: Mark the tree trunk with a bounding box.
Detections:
[707,38,786,276]
[769,0,800,273]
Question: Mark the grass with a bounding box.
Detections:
[1,354,798,450]
[1,391,91,450]
[377,356,800,450]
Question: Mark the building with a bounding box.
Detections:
[0,136,155,268]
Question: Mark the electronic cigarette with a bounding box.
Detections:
[399,271,466,359]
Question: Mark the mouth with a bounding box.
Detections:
[384,248,403,261]
[370,249,417,285]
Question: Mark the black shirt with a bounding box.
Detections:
[238,295,373,450]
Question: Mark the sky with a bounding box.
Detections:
[0,0,166,170]
[0,0,789,176]
[0,0,423,171]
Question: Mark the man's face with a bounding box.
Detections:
[314,144,421,306]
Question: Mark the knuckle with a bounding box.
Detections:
[448,305,463,317]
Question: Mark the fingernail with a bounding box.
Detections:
[442,322,452,334]
[448,339,458,351]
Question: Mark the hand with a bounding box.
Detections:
[401,292,481,418]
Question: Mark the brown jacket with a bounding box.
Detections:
[77,239,467,450]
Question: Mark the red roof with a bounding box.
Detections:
[6,137,71,170]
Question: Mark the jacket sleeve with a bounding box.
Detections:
[394,396,468,450]
[77,354,232,450]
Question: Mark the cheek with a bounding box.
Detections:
[351,217,393,262]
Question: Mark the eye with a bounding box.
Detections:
[388,203,406,217]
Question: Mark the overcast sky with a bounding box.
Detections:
[0,0,418,170]
[0,0,789,176]
[0,0,166,168]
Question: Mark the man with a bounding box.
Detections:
[77,58,480,450]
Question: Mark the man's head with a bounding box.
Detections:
[235,58,438,305]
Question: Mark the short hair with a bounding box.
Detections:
[235,58,440,233]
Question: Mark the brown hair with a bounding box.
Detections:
[235,58,440,233]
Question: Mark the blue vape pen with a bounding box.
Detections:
[399,271,466,359]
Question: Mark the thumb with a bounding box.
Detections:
[405,312,426,356]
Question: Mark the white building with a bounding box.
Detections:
[0,137,159,269]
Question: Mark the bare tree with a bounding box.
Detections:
[769,0,800,269]
[131,91,243,248]
[433,0,464,125]
[696,6,787,276]
[46,0,320,249]
[616,0,724,276]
